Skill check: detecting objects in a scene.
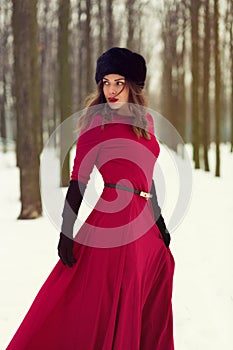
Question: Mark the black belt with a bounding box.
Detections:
[104,182,153,200]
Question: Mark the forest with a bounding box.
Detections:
[0,0,232,219]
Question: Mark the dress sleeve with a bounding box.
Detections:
[70,115,104,185]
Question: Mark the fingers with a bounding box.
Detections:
[65,250,77,268]
[163,232,171,247]
[58,246,77,268]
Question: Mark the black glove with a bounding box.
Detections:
[150,180,171,247]
[58,180,86,267]
[155,214,171,248]
[58,232,77,268]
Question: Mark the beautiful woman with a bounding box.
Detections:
[7,47,175,350]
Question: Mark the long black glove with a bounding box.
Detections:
[58,180,86,267]
[150,180,171,247]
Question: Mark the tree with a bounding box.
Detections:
[84,0,93,95]
[12,0,42,219]
[106,0,114,49]
[160,1,176,139]
[160,0,183,150]
[126,0,136,50]
[190,0,201,169]
[0,1,12,153]
[214,0,221,176]
[58,0,72,187]
[172,0,187,144]
[225,0,233,152]
[230,3,233,152]
[202,0,210,171]
[0,2,8,153]
[97,0,104,56]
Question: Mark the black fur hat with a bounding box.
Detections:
[95,47,147,88]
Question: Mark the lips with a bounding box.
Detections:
[108,97,119,103]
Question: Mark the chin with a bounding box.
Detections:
[108,102,126,110]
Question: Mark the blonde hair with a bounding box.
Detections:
[77,80,151,140]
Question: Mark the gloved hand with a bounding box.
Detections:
[150,180,171,247]
[58,232,77,267]
[156,214,171,247]
[58,180,86,267]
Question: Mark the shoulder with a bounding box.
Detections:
[146,113,154,135]
[79,114,104,137]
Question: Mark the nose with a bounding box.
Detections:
[109,85,116,95]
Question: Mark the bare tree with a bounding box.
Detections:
[0,1,14,152]
[173,1,187,143]
[106,0,114,49]
[214,0,221,176]
[126,0,136,50]
[190,0,201,168]
[12,0,42,219]
[225,0,233,151]
[85,0,93,95]
[0,1,8,153]
[97,0,104,56]
[77,0,84,109]
[160,1,183,150]
[58,0,72,187]
[202,0,210,171]
[230,3,233,152]
[39,0,49,143]
[160,1,175,130]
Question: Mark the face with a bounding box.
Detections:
[102,74,129,110]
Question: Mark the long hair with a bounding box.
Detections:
[77,80,151,140]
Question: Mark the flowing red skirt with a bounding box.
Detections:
[6,225,174,350]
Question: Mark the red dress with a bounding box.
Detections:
[7,113,175,349]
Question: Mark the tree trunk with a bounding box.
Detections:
[0,2,8,153]
[191,0,200,169]
[97,0,104,56]
[85,0,93,95]
[106,0,114,49]
[12,0,42,219]
[229,0,233,152]
[77,0,83,109]
[0,79,7,153]
[58,0,72,187]
[160,3,179,151]
[214,0,221,176]
[126,0,135,50]
[175,1,186,145]
[203,0,210,171]
[39,1,49,148]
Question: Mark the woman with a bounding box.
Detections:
[7,47,175,349]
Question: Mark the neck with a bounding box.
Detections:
[115,104,132,116]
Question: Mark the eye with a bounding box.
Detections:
[117,81,125,86]
[103,80,109,85]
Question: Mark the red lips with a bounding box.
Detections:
[108,97,119,103]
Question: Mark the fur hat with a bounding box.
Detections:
[95,47,147,88]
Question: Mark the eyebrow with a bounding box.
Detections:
[103,77,125,81]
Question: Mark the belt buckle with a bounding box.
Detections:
[139,191,152,200]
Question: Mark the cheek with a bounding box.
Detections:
[122,88,129,101]
[102,86,108,98]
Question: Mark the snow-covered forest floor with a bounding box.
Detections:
[1,144,233,349]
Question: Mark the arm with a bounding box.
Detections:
[58,118,103,267]
[150,180,171,247]
[58,180,86,267]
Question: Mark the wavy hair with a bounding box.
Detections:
[77,80,151,140]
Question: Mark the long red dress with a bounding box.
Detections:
[7,113,175,350]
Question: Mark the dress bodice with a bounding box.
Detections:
[71,113,160,193]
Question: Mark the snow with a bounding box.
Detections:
[0,144,233,349]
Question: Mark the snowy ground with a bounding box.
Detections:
[1,144,233,349]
